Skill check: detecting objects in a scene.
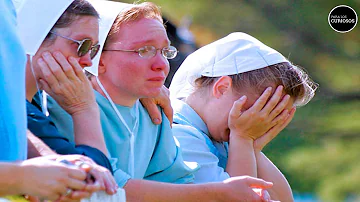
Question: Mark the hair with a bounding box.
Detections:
[103,2,163,49]
[45,0,99,42]
[194,62,318,107]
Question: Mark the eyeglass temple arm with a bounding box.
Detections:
[49,31,82,44]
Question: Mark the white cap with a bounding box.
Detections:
[84,0,131,76]
[17,0,74,56]
[169,32,290,99]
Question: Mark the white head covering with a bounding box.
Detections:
[17,0,74,56]
[169,32,290,99]
[84,0,132,76]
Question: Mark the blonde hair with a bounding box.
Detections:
[195,62,318,107]
[104,2,163,49]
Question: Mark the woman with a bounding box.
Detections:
[18,0,117,197]
[169,32,317,201]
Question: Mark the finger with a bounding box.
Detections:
[89,169,106,190]
[37,57,59,88]
[270,107,296,135]
[41,52,68,83]
[270,109,289,127]
[53,52,77,81]
[140,98,162,125]
[159,98,173,125]
[280,107,296,129]
[68,190,91,201]
[261,86,284,114]
[38,79,52,95]
[251,87,273,112]
[247,177,273,189]
[84,181,102,193]
[67,168,87,181]
[66,178,87,191]
[103,171,117,195]
[229,95,247,119]
[268,94,290,120]
[68,56,87,81]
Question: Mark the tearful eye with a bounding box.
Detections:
[138,46,156,57]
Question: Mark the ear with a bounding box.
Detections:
[98,56,106,74]
[212,76,233,99]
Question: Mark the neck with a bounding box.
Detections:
[25,60,38,101]
[92,76,138,107]
[185,92,208,124]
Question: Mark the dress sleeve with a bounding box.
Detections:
[26,101,113,174]
[172,124,230,183]
[143,112,198,184]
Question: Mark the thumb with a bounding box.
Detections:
[229,95,247,118]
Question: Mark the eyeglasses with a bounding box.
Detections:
[103,45,178,59]
[49,31,100,59]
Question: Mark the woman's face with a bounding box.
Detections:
[31,16,99,80]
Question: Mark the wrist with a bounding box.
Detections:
[229,133,254,145]
[70,104,100,117]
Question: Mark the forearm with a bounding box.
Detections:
[27,129,56,158]
[226,135,257,177]
[124,179,219,202]
[72,107,108,156]
[0,163,23,196]
[256,152,293,201]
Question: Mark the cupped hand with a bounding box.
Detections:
[254,107,296,152]
[228,86,291,140]
[36,51,96,115]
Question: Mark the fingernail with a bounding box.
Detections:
[43,52,50,57]
[267,87,272,92]
[37,58,44,64]
[153,118,161,124]
[240,95,246,100]
[69,56,76,61]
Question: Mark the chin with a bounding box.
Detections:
[141,88,162,98]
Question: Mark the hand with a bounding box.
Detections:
[56,155,118,195]
[18,157,87,201]
[140,85,173,125]
[254,107,296,152]
[228,86,290,140]
[37,51,96,115]
[220,176,274,202]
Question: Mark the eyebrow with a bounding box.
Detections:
[131,39,171,47]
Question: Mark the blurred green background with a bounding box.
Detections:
[118,0,360,201]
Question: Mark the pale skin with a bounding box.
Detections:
[91,15,277,201]
[186,75,295,201]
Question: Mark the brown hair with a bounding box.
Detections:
[103,2,163,49]
[194,62,318,107]
[45,0,99,41]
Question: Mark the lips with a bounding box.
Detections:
[148,77,165,82]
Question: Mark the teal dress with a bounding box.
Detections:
[46,90,197,187]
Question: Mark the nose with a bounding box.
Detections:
[151,50,169,75]
[78,51,93,68]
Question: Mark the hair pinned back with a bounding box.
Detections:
[104,2,163,48]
